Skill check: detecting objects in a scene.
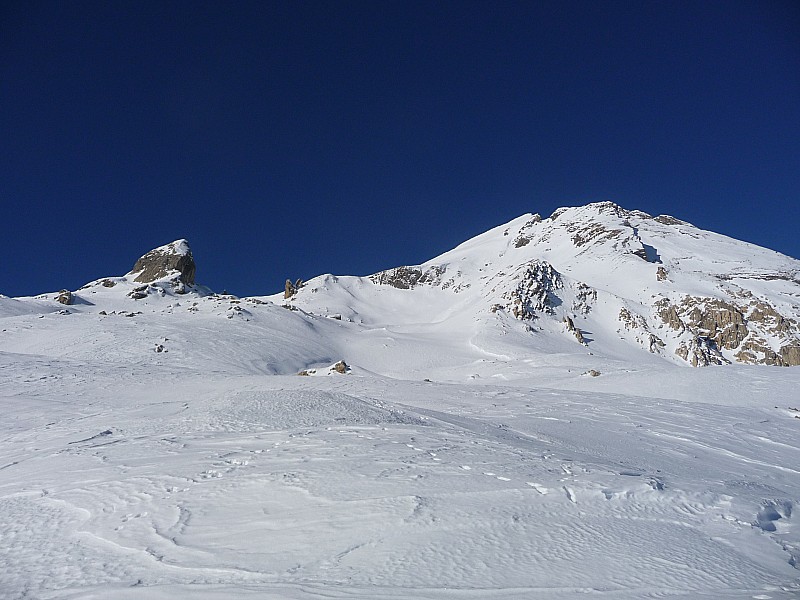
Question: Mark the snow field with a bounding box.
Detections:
[1,356,798,598]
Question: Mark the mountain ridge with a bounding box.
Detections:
[5,201,800,369]
[278,201,800,367]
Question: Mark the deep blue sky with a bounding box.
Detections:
[2,1,799,297]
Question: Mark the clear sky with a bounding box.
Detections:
[2,1,799,297]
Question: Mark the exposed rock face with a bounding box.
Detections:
[656,266,668,281]
[675,336,729,367]
[655,300,685,333]
[129,240,195,285]
[284,279,304,299]
[570,221,623,248]
[748,301,795,337]
[513,214,542,248]
[684,298,748,350]
[371,265,446,289]
[780,345,800,366]
[502,260,563,320]
[56,290,73,305]
[653,294,800,366]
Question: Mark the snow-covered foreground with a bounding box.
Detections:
[1,350,798,599]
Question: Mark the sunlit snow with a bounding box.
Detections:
[1,203,798,599]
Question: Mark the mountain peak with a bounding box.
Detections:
[128,239,196,285]
[278,201,800,367]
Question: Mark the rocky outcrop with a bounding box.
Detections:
[371,265,446,290]
[619,307,665,354]
[656,296,749,350]
[513,214,542,248]
[569,221,624,248]
[56,290,73,305]
[747,301,796,337]
[129,240,196,285]
[656,267,668,281]
[780,345,800,366]
[655,300,685,333]
[563,316,586,345]
[654,294,800,366]
[284,279,304,299]
[735,339,800,366]
[675,336,729,367]
[128,285,149,300]
[683,298,748,351]
[297,360,351,376]
[502,260,563,320]
[571,283,597,315]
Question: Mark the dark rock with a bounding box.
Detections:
[128,285,149,300]
[129,240,195,285]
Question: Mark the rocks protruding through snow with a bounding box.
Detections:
[56,290,73,305]
[298,360,352,376]
[284,278,304,299]
[129,239,196,285]
[563,316,586,345]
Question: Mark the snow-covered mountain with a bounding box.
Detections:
[279,201,800,369]
[2,202,799,599]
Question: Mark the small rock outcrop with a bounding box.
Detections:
[56,290,73,305]
[297,360,351,376]
[129,240,196,285]
[284,279,304,299]
[563,316,586,344]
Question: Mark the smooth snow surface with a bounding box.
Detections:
[2,204,799,599]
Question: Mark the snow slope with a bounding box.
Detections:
[1,203,799,599]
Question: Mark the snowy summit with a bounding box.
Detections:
[1,202,799,599]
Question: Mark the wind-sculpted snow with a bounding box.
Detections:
[209,390,426,430]
[1,358,798,599]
